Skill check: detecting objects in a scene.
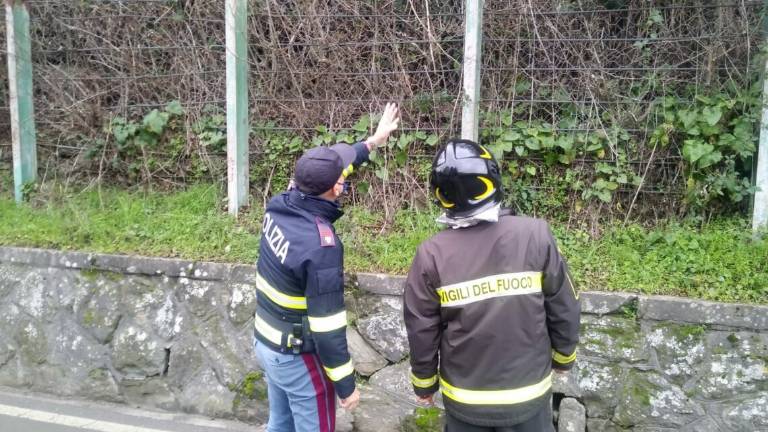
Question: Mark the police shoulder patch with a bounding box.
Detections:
[315,217,336,247]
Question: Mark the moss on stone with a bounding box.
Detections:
[88,368,108,379]
[82,309,96,326]
[17,323,47,364]
[80,268,125,282]
[727,333,739,345]
[232,370,268,412]
[233,371,267,401]
[585,337,607,348]
[345,281,364,299]
[670,324,706,341]
[401,407,442,432]
[632,384,651,406]
[619,302,638,321]
[242,371,267,400]
[347,309,358,328]
[623,370,659,408]
[80,269,100,281]
[598,326,637,349]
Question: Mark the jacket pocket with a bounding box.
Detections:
[315,267,343,294]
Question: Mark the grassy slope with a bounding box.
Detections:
[1,183,766,303]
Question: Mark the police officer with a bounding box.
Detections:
[403,139,580,432]
[253,104,399,432]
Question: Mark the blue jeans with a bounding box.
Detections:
[254,341,336,432]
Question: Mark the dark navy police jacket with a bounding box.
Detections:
[254,142,369,399]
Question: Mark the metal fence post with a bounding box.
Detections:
[460,0,483,142]
[754,57,768,232]
[754,0,768,232]
[5,0,37,203]
[225,0,249,215]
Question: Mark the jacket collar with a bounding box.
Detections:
[286,189,344,223]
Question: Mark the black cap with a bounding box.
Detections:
[294,144,356,195]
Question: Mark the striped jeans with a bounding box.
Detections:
[254,341,336,432]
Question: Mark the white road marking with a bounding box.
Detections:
[0,403,172,432]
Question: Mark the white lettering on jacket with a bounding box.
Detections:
[262,212,290,264]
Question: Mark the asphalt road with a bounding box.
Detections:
[0,386,262,432]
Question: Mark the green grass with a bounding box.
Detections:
[559,219,768,303]
[0,184,260,263]
[1,182,766,303]
[336,207,440,274]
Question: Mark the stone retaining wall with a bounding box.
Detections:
[0,247,766,431]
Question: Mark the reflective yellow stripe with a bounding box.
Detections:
[308,311,347,333]
[566,272,579,300]
[411,372,438,388]
[440,373,552,405]
[256,273,307,310]
[254,314,283,346]
[552,350,577,364]
[342,164,354,177]
[435,188,455,208]
[436,272,543,308]
[478,145,493,160]
[473,176,495,200]
[324,361,354,382]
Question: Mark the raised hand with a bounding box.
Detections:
[366,102,400,149]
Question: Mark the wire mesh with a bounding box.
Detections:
[0,0,763,220]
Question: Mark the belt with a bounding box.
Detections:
[254,306,315,354]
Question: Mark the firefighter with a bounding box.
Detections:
[404,138,580,432]
[254,103,400,432]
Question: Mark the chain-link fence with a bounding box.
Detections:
[0,1,764,222]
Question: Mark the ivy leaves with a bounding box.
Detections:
[658,91,759,214]
[482,113,639,205]
[110,101,185,153]
[682,140,721,170]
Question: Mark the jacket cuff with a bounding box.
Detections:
[410,372,439,396]
[353,141,371,165]
[552,349,577,370]
[333,374,356,399]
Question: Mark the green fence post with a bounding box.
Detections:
[225,0,249,215]
[460,0,483,142]
[5,0,37,203]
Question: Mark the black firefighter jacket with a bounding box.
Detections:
[404,211,580,426]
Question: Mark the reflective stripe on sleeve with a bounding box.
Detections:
[436,272,543,308]
[439,373,552,405]
[308,310,347,333]
[342,164,354,177]
[323,361,354,382]
[411,372,438,388]
[254,314,283,346]
[552,350,577,364]
[256,273,307,310]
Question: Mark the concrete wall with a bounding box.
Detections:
[0,247,766,431]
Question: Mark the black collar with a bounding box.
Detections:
[286,189,344,223]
